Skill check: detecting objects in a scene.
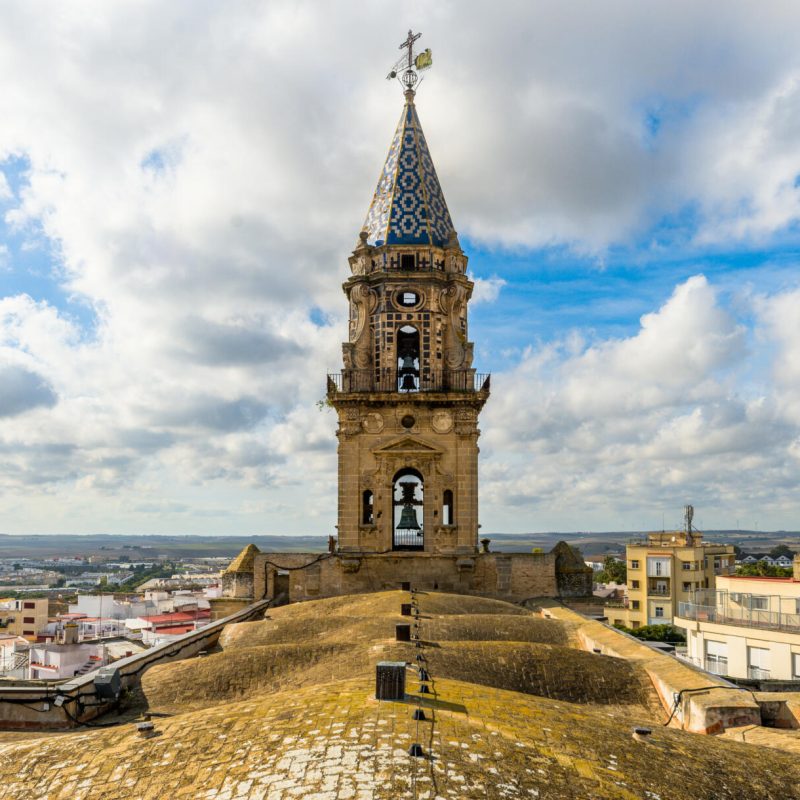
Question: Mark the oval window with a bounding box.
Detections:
[397,291,420,308]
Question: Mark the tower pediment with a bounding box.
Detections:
[372,436,443,457]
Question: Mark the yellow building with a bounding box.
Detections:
[0,598,49,641]
[675,558,800,682]
[612,512,735,629]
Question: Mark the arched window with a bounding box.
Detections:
[362,490,374,525]
[393,468,424,551]
[442,489,454,526]
[397,326,420,392]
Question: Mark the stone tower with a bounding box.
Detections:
[327,86,490,558]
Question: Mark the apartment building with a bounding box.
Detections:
[0,598,49,641]
[610,522,735,629]
[675,558,800,683]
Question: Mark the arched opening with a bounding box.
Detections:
[362,490,374,525]
[393,468,424,551]
[397,326,420,392]
[442,489,454,526]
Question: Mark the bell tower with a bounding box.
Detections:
[327,32,490,557]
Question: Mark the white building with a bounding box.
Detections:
[675,562,800,683]
[0,634,29,678]
[27,642,104,680]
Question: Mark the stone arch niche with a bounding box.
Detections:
[370,435,447,553]
[397,325,420,392]
[392,467,424,550]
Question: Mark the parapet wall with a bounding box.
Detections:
[252,551,562,604]
[536,602,761,735]
[0,598,271,731]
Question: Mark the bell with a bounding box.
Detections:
[400,373,417,390]
[397,505,421,531]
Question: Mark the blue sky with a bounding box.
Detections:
[1,1,800,535]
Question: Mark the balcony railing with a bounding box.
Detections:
[647,588,671,596]
[748,666,770,680]
[676,652,729,676]
[327,370,490,394]
[677,601,800,634]
[705,654,728,675]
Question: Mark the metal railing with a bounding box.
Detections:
[748,666,770,680]
[678,600,800,634]
[327,370,490,394]
[676,652,729,676]
[706,654,728,675]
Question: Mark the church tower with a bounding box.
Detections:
[327,33,490,557]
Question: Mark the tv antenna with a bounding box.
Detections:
[386,29,433,93]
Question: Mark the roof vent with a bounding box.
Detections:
[395,623,411,642]
[408,743,424,758]
[137,721,157,739]
[376,661,407,701]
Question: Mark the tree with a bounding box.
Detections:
[736,563,792,578]
[769,544,795,560]
[596,555,626,585]
[614,623,685,643]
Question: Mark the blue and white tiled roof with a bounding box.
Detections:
[361,95,455,247]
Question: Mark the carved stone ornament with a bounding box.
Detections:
[440,283,468,370]
[350,253,368,276]
[362,412,384,433]
[340,408,361,435]
[349,283,378,370]
[431,410,453,433]
[454,408,475,435]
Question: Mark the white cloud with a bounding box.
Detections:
[481,276,800,530]
[469,275,506,305]
[0,2,799,531]
[0,172,11,201]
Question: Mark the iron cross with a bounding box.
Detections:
[399,30,421,70]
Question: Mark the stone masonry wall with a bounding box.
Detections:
[251,551,558,604]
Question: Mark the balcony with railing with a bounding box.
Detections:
[677,598,800,634]
[748,666,770,680]
[327,369,490,395]
[676,651,729,676]
[647,579,671,597]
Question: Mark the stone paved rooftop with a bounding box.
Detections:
[0,590,798,799]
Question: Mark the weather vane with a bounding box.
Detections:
[386,29,432,92]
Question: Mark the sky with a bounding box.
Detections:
[2,1,800,535]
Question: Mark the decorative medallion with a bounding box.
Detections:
[431,411,453,433]
[362,412,384,433]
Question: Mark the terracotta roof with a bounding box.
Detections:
[141,610,210,627]
[151,625,195,635]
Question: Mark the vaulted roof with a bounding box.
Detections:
[361,92,456,248]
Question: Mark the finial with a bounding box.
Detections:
[386,30,432,95]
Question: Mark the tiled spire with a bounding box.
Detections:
[361,91,456,248]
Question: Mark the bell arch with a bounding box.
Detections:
[397,325,420,392]
[392,467,424,551]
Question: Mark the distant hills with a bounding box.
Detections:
[0,529,798,559]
